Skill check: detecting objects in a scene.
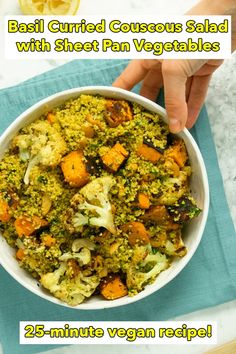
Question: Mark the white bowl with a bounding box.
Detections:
[0,86,209,309]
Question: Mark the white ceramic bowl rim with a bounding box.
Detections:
[0,86,209,310]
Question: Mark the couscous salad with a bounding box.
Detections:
[0,95,201,305]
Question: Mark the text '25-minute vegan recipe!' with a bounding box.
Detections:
[0,95,201,306]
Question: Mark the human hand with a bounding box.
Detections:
[113,59,223,132]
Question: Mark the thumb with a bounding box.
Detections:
[162,61,188,133]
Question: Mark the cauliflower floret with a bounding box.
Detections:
[40,262,100,306]
[14,121,67,184]
[41,262,67,293]
[59,247,91,266]
[127,246,169,293]
[157,170,189,205]
[72,176,116,234]
[162,231,187,257]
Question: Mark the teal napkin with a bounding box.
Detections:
[0,60,236,354]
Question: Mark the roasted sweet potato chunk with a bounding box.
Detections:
[61,150,90,188]
[165,139,188,167]
[47,112,56,124]
[0,197,10,222]
[14,215,49,238]
[41,234,56,247]
[138,193,150,209]
[100,274,128,300]
[122,221,150,246]
[142,205,169,223]
[142,206,179,230]
[16,248,25,261]
[105,100,133,127]
[101,143,129,173]
[137,144,162,164]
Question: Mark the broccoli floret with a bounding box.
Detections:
[72,176,116,234]
[127,246,169,293]
[14,121,67,184]
[40,262,100,306]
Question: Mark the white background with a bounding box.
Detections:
[0,1,236,354]
[4,16,231,59]
[19,321,217,345]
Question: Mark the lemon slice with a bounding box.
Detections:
[19,0,80,15]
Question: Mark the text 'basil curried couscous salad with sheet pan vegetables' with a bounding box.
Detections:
[0,94,201,306]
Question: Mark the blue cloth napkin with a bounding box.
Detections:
[0,60,235,354]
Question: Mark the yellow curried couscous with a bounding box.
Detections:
[0,95,201,305]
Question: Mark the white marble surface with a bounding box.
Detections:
[0,1,236,354]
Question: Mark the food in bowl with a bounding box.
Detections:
[0,94,201,306]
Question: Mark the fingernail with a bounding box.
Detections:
[169,118,181,133]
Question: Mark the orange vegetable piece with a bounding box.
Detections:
[142,205,169,223]
[122,221,150,247]
[137,144,162,164]
[142,206,179,230]
[100,274,128,300]
[14,215,48,238]
[61,150,90,188]
[47,112,56,124]
[165,139,188,168]
[16,248,25,261]
[138,193,150,209]
[105,99,133,127]
[101,143,129,173]
[165,221,180,231]
[42,234,56,247]
[0,197,10,222]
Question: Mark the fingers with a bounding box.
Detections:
[185,77,193,101]
[186,74,212,128]
[195,59,223,76]
[185,59,222,128]
[162,61,188,133]
[140,62,163,101]
[113,59,221,133]
[180,59,207,77]
[113,59,157,90]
